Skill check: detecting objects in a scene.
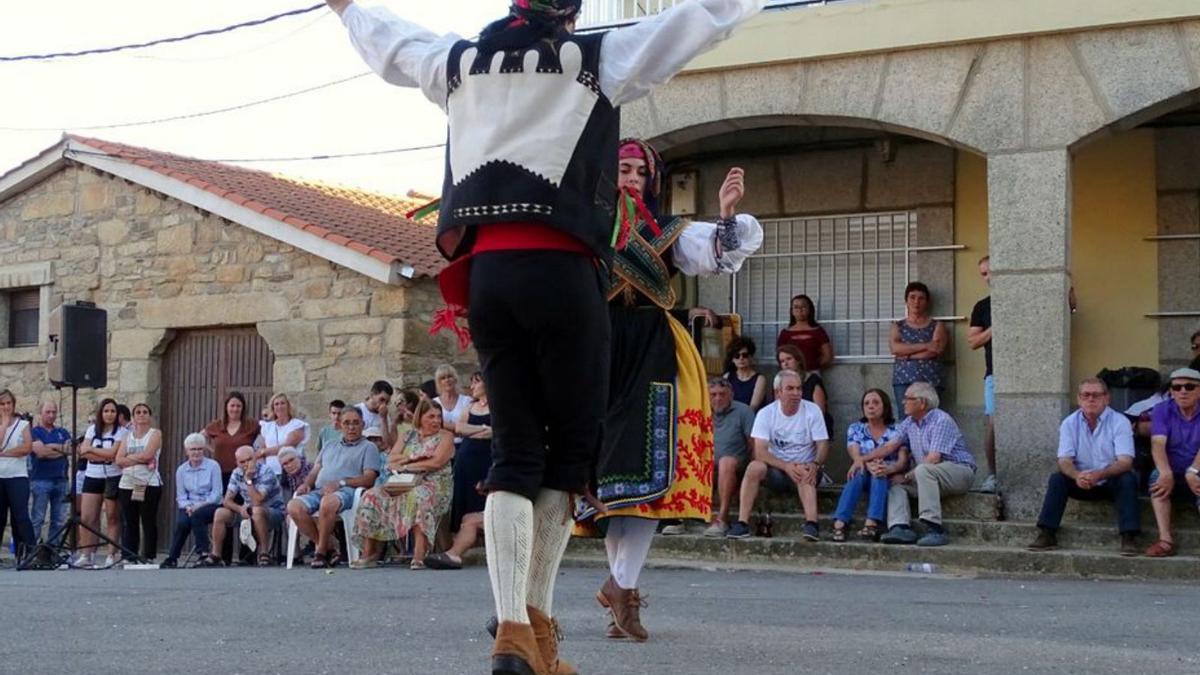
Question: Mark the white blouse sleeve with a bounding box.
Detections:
[672,213,763,277]
[599,0,766,106]
[339,3,462,109]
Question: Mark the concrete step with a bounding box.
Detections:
[673,514,1200,551]
[566,533,1200,581]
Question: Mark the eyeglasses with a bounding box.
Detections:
[902,396,919,402]
[1171,383,1199,392]
[733,352,751,358]
[1078,392,1106,399]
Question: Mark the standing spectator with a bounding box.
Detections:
[286,407,379,568]
[114,403,163,562]
[776,294,833,371]
[724,336,769,411]
[433,365,471,446]
[878,383,976,547]
[29,399,72,549]
[207,446,285,567]
[259,393,310,474]
[316,399,345,454]
[1144,367,1200,557]
[76,398,127,568]
[704,377,755,537]
[1191,329,1200,362]
[277,447,312,501]
[116,404,132,431]
[161,433,223,568]
[427,374,491,569]
[0,389,35,557]
[728,370,830,540]
[889,281,947,408]
[203,392,262,565]
[830,390,908,542]
[1027,378,1139,555]
[968,255,997,493]
[356,381,395,450]
[353,400,454,569]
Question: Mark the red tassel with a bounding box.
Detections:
[429,304,472,351]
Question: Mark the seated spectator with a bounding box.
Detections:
[394,389,420,441]
[777,343,831,435]
[277,446,312,500]
[831,389,909,542]
[1144,367,1200,557]
[161,433,223,568]
[286,408,379,568]
[259,393,310,474]
[351,400,453,570]
[1027,378,1139,555]
[207,446,285,567]
[728,370,829,540]
[356,381,396,450]
[364,426,387,486]
[878,383,976,547]
[723,336,769,411]
[316,400,345,454]
[704,377,755,538]
[427,374,491,569]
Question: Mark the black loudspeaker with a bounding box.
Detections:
[47,302,108,389]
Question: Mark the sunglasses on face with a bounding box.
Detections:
[734,352,751,358]
[1171,383,1199,392]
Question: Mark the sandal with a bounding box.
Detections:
[1143,540,1176,558]
[410,559,426,570]
[424,552,463,570]
[831,525,847,543]
[310,552,328,569]
[327,551,343,568]
[199,554,224,568]
[257,553,272,567]
[859,524,880,541]
[349,558,379,570]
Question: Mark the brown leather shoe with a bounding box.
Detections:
[605,617,626,640]
[596,576,648,642]
[492,621,545,675]
[527,606,577,675]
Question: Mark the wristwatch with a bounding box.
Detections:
[1187,467,1199,477]
[338,479,348,488]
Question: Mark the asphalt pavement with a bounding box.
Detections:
[0,561,1196,674]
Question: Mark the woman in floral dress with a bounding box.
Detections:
[352,399,454,569]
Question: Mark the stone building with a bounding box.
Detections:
[0,135,471,495]
[581,0,1200,516]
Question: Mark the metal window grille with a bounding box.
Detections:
[7,288,39,347]
[732,211,917,361]
[578,0,850,30]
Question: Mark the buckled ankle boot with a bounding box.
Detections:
[492,621,546,675]
[527,606,577,675]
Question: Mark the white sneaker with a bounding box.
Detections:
[239,519,257,552]
[660,523,687,536]
[104,554,118,568]
[704,521,727,538]
[978,475,998,493]
[73,553,94,569]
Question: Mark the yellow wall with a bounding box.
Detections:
[1070,131,1159,383]
[953,151,990,407]
[687,0,1200,73]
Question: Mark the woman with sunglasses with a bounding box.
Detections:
[723,336,769,411]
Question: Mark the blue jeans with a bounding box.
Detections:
[29,478,69,547]
[166,504,219,561]
[833,471,889,524]
[1037,470,1140,534]
[0,477,35,552]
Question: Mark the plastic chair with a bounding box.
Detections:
[286,487,364,569]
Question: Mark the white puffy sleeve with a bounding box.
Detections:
[672,213,763,277]
[340,3,461,109]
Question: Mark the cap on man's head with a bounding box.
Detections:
[1170,367,1200,382]
[364,426,383,438]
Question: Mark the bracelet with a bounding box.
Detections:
[715,216,740,254]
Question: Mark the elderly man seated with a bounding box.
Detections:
[728,369,830,541]
[277,446,312,501]
[205,446,285,567]
[877,382,977,547]
[706,377,756,537]
[161,433,223,568]
[1144,367,1200,557]
[1027,378,1140,555]
[286,407,379,568]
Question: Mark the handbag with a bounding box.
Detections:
[383,471,421,496]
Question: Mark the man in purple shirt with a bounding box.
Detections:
[1027,378,1139,555]
[1144,367,1200,557]
[872,382,977,547]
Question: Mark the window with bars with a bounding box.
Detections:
[732,211,917,360]
[7,288,40,348]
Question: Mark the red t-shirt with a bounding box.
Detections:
[776,326,831,371]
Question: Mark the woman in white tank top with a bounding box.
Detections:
[114,403,163,562]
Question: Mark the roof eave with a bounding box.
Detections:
[0,138,68,206]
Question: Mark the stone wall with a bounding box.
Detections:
[0,164,474,428]
[1156,127,1200,372]
[677,138,974,476]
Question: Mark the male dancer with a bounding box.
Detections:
[328,1,764,672]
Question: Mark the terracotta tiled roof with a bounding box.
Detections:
[277,177,440,226]
[67,135,445,277]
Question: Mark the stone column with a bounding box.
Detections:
[987,149,1073,519]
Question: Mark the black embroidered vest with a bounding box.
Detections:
[435,32,619,267]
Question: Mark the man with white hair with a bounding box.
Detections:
[874,382,977,547]
[728,369,829,540]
